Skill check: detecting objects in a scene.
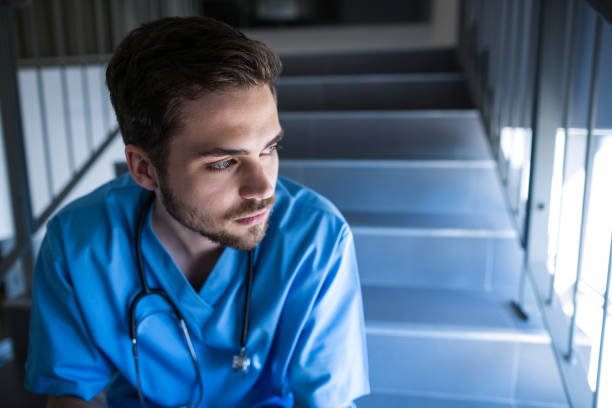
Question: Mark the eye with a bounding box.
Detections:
[262,144,283,155]
[208,159,235,172]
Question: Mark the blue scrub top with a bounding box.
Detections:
[25,174,370,407]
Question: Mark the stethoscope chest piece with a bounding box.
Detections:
[232,347,251,373]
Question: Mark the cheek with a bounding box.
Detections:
[189,177,241,216]
[266,155,279,182]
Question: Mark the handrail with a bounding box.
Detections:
[0,126,119,279]
[459,0,612,407]
[0,0,199,294]
[0,0,123,290]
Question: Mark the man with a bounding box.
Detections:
[25,16,369,408]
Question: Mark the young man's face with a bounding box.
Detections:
[157,84,282,250]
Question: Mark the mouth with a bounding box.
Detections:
[234,208,270,226]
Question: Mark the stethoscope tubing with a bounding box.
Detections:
[129,192,254,407]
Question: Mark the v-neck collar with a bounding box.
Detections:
[139,203,245,340]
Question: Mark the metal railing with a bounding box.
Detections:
[0,0,200,295]
[459,0,612,407]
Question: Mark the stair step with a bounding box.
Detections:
[279,110,491,160]
[279,160,507,214]
[346,212,521,293]
[355,392,569,408]
[353,224,521,293]
[276,73,473,111]
[362,286,538,330]
[346,212,515,236]
[361,286,568,406]
[280,47,460,76]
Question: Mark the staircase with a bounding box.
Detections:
[3,47,572,407]
[276,48,570,407]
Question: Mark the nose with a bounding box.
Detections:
[238,160,275,201]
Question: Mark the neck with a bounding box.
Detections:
[150,194,223,290]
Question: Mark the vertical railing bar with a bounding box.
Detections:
[503,0,525,317]
[466,0,475,90]
[495,0,512,177]
[28,1,56,200]
[518,0,542,248]
[511,0,535,313]
[506,1,528,214]
[501,0,521,187]
[503,0,521,130]
[491,0,509,167]
[459,0,464,49]
[495,0,509,181]
[458,0,466,58]
[518,0,554,312]
[478,0,489,134]
[512,0,535,217]
[509,0,527,127]
[566,15,603,362]
[51,0,76,175]
[93,0,111,137]
[475,0,484,113]
[547,0,580,305]
[593,235,612,407]
[504,0,523,213]
[517,0,535,135]
[475,0,483,116]
[0,1,36,290]
[486,2,506,160]
[74,0,95,153]
[514,145,525,221]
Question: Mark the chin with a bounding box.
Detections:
[214,220,269,251]
[237,222,269,250]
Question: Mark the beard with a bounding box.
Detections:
[158,177,276,250]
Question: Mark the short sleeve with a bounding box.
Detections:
[25,219,113,400]
[288,228,370,408]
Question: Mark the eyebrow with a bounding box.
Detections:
[196,129,284,158]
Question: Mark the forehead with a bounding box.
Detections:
[174,85,280,149]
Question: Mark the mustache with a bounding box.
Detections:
[224,195,276,220]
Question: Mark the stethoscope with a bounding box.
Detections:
[129,192,254,408]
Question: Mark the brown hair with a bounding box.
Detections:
[106,16,282,171]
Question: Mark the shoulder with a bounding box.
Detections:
[47,174,148,255]
[271,176,350,243]
[259,177,353,285]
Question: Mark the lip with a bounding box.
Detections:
[234,209,269,226]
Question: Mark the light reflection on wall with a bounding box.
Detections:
[547,128,566,273]
[579,132,612,396]
[581,134,612,292]
[519,129,532,209]
[500,126,527,169]
[544,127,612,401]
[552,128,588,307]
[499,126,532,221]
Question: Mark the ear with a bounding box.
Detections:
[124,145,159,191]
